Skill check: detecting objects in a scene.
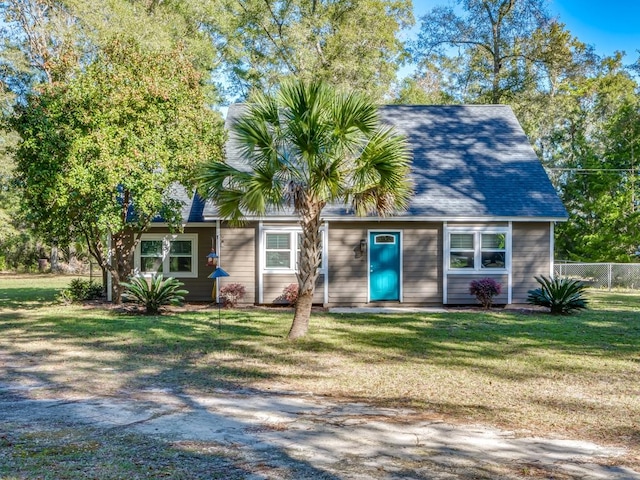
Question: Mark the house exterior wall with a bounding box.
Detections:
[511,222,552,303]
[447,274,509,304]
[403,223,442,304]
[219,222,257,306]
[262,274,324,304]
[145,225,216,302]
[136,220,554,307]
[327,221,442,306]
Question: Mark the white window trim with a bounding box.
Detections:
[134,233,198,279]
[445,226,511,274]
[261,227,327,275]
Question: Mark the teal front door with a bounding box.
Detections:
[369,232,401,302]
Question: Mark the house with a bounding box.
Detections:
[129,104,568,306]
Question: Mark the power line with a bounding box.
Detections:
[546,168,635,173]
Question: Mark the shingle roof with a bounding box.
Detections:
[197,103,567,221]
[377,105,567,219]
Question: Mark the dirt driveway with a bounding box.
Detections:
[1,378,638,480]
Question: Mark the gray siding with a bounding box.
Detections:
[146,226,217,302]
[512,222,551,303]
[327,222,441,307]
[219,223,257,305]
[328,224,368,306]
[262,274,324,304]
[403,224,442,304]
[447,274,508,305]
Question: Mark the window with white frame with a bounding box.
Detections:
[265,233,292,269]
[263,229,325,273]
[447,229,508,272]
[136,234,198,278]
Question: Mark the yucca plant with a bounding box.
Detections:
[121,274,188,315]
[527,275,588,315]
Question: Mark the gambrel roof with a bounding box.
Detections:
[190,104,567,222]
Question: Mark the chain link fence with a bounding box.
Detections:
[554,262,640,290]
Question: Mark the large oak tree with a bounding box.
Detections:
[12,38,225,300]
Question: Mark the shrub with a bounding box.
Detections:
[281,283,299,305]
[219,283,246,308]
[58,278,104,303]
[469,277,502,309]
[121,274,188,315]
[527,275,588,315]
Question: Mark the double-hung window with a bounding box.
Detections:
[447,228,509,272]
[265,233,293,269]
[263,229,325,273]
[136,234,198,278]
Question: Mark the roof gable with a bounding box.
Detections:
[199,103,567,221]
[377,105,567,219]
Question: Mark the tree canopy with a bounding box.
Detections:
[208,0,413,100]
[12,38,225,297]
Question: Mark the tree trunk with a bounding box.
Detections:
[82,227,138,304]
[111,229,138,304]
[288,290,313,339]
[50,242,59,272]
[287,198,324,339]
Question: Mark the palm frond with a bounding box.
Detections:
[197,79,413,223]
[349,126,413,216]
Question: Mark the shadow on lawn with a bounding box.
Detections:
[0,286,63,310]
[0,306,326,395]
[326,309,640,361]
[0,387,342,480]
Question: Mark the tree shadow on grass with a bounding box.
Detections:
[325,309,640,360]
[0,387,342,480]
[0,286,63,310]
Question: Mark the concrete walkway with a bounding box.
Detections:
[1,383,638,479]
[329,307,447,314]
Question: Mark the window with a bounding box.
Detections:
[447,229,509,272]
[265,233,292,269]
[263,229,325,273]
[136,234,198,278]
[481,233,506,269]
[374,234,396,244]
[140,240,163,273]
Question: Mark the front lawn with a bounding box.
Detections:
[1,275,639,468]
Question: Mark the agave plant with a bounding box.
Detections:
[121,274,188,315]
[527,276,588,315]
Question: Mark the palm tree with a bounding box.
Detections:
[198,80,412,339]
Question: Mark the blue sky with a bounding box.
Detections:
[412,0,640,60]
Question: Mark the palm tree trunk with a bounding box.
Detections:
[287,200,324,339]
[288,291,313,339]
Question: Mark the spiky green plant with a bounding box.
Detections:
[121,275,188,315]
[527,276,588,315]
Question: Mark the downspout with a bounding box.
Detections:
[443,222,448,305]
[216,219,221,303]
[106,233,113,302]
[550,222,555,278]
[258,221,264,304]
[323,221,329,307]
[507,221,512,304]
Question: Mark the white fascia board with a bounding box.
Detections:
[321,216,569,223]
[204,216,301,223]
[204,215,568,223]
[147,222,215,228]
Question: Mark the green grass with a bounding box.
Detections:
[1,275,639,476]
